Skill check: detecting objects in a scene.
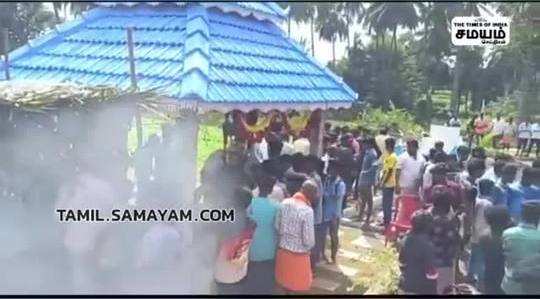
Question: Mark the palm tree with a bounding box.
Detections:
[363,3,419,52]
[316,3,348,65]
[337,2,364,49]
[448,3,490,114]
[284,3,317,56]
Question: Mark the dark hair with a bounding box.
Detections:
[432,186,451,215]
[521,167,535,187]
[380,127,389,135]
[363,136,376,148]
[494,160,508,178]
[433,152,447,163]
[234,186,253,210]
[411,210,433,234]
[385,137,396,150]
[471,147,487,159]
[435,141,444,149]
[467,158,486,174]
[533,160,540,168]
[521,201,540,227]
[485,206,512,234]
[430,163,448,176]
[501,163,518,183]
[478,179,495,197]
[407,139,419,148]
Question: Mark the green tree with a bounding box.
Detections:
[316,3,348,65]
[363,3,419,52]
[0,3,55,50]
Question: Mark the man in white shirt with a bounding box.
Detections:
[396,139,426,196]
[375,127,390,156]
[293,131,311,156]
[527,122,540,158]
[516,119,532,157]
[492,114,506,149]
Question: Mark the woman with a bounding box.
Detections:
[500,117,515,152]
[274,180,317,293]
[245,164,280,294]
[474,113,492,146]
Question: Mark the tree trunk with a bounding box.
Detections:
[310,17,315,56]
[426,85,432,125]
[464,91,469,113]
[287,16,291,37]
[450,49,462,115]
[456,89,462,116]
[332,39,336,65]
[392,26,397,52]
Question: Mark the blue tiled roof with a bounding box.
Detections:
[1,2,357,111]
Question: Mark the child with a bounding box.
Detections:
[398,210,438,294]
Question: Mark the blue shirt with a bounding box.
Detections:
[358,148,378,187]
[492,183,509,206]
[506,184,524,221]
[521,184,540,200]
[322,176,346,222]
[247,197,279,261]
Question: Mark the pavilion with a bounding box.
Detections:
[0,2,358,202]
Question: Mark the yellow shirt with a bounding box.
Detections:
[381,152,398,188]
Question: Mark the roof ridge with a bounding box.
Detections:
[179,4,210,101]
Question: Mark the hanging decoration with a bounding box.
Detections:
[229,109,315,144]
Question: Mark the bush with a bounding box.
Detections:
[355,107,425,138]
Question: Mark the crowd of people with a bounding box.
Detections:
[467,113,540,158]
[208,119,540,295]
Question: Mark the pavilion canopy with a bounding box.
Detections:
[1,2,357,112]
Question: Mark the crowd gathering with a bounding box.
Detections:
[467,113,540,158]
[204,118,540,295]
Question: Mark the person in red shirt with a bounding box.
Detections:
[423,163,464,212]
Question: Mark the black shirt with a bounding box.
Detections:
[479,234,505,294]
[399,233,437,294]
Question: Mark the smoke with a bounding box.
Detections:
[0,101,221,294]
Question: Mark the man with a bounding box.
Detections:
[428,186,461,294]
[357,137,379,226]
[423,152,448,191]
[527,121,540,158]
[517,167,540,201]
[321,160,346,264]
[376,127,390,156]
[516,118,531,157]
[275,180,317,292]
[492,114,506,149]
[379,137,398,228]
[480,206,512,294]
[396,139,425,196]
[292,130,311,156]
[502,200,540,294]
[492,164,520,219]
[423,164,464,212]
